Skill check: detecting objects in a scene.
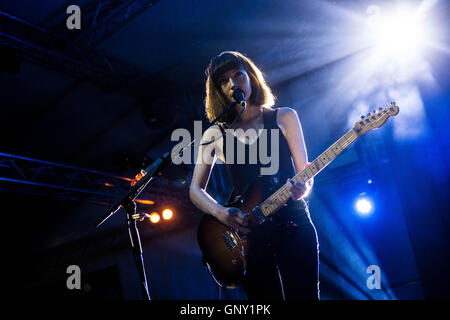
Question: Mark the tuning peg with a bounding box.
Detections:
[379,107,382,110]
[391,101,396,105]
[361,115,366,119]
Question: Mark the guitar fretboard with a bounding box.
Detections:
[259,129,359,217]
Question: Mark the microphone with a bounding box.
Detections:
[232,88,246,109]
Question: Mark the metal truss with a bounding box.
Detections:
[0,151,200,283]
[43,0,159,50]
[0,152,192,209]
[0,1,157,88]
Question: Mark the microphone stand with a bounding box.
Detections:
[94,100,239,300]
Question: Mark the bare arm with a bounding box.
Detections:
[189,125,223,216]
[276,107,313,199]
[189,125,250,233]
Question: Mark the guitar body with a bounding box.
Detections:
[197,176,279,285]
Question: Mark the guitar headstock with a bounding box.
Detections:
[353,102,399,136]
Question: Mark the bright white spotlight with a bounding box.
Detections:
[355,197,374,216]
[375,15,423,55]
[369,6,428,61]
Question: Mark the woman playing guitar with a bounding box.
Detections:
[189,51,319,300]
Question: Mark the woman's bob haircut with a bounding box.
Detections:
[204,51,275,125]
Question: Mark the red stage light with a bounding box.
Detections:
[131,170,147,186]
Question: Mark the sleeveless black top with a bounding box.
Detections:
[218,107,308,222]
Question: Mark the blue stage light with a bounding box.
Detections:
[355,196,374,216]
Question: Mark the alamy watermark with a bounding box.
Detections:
[66,265,81,290]
[170,121,280,176]
[366,265,381,289]
[66,264,92,292]
[66,5,81,30]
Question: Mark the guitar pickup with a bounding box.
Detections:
[235,230,246,240]
[221,231,237,250]
[252,206,266,224]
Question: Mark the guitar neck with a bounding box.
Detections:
[259,129,359,217]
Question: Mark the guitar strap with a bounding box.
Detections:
[217,123,242,205]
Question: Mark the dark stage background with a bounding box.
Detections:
[0,0,449,300]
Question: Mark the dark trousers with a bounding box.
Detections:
[242,210,320,300]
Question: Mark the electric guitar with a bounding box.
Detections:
[197,103,399,285]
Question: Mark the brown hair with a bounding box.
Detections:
[204,51,275,125]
